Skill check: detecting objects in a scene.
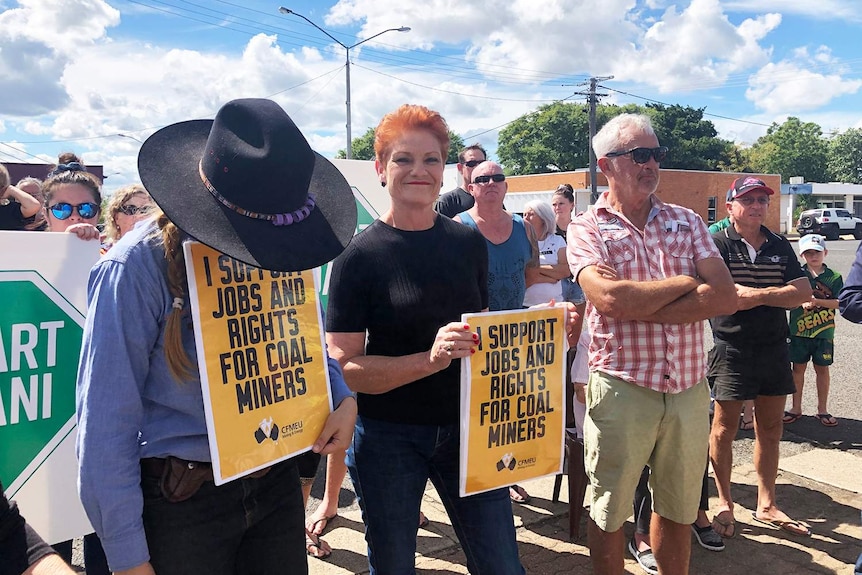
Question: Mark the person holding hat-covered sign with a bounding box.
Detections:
[75,99,358,575]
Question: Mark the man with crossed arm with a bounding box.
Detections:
[567,113,737,575]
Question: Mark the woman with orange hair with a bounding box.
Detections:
[325,104,525,575]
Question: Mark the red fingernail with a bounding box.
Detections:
[463,324,470,330]
[470,348,476,354]
[472,334,479,341]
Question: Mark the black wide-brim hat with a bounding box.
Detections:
[139,98,356,272]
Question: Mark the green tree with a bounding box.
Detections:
[497,102,581,174]
[716,144,754,173]
[747,117,828,183]
[643,104,734,171]
[497,101,732,175]
[827,127,862,183]
[336,128,376,160]
[337,128,464,163]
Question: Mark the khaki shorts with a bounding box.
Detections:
[584,371,709,531]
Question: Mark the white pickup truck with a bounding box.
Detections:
[796,208,862,240]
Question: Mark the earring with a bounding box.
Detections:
[380,181,386,187]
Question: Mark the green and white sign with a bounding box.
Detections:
[0,272,83,483]
[0,231,99,543]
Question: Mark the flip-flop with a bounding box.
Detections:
[782,411,802,424]
[418,511,430,529]
[306,513,338,536]
[739,416,754,431]
[305,529,332,560]
[751,513,811,537]
[509,484,531,504]
[711,511,737,539]
[816,413,838,427]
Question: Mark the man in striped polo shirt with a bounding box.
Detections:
[568,113,737,575]
[708,177,813,538]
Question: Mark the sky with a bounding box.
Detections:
[1,0,862,190]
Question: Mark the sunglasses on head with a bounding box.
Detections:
[606,146,668,164]
[118,204,154,216]
[473,174,506,184]
[462,160,484,168]
[49,202,100,220]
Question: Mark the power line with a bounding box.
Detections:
[0,142,44,162]
[603,86,773,127]
[354,64,566,103]
[7,67,345,147]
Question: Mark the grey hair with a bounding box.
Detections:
[592,113,656,159]
[523,199,557,237]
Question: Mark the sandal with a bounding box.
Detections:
[751,513,811,537]
[418,511,430,529]
[711,510,737,539]
[305,529,332,559]
[816,413,838,427]
[306,512,338,536]
[782,411,802,424]
[509,484,531,504]
[739,416,754,431]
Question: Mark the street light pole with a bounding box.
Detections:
[116,133,143,144]
[278,7,409,159]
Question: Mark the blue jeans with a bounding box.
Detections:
[347,415,525,575]
[856,511,862,575]
[141,459,306,575]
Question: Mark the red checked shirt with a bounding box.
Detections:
[567,192,721,393]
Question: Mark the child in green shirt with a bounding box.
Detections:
[784,234,844,426]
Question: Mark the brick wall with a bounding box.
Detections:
[506,169,782,232]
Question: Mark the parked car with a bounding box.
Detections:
[796,208,862,240]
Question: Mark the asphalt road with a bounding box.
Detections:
[730,237,862,467]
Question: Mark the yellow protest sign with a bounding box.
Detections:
[184,242,331,484]
[460,306,565,496]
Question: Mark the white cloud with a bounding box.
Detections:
[724,0,862,22]
[746,47,862,114]
[0,0,860,186]
[611,0,780,93]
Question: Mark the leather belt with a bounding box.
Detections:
[140,457,271,480]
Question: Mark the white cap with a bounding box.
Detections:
[798,234,826,254]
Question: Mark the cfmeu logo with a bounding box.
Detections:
[496,453,517,472]
[254,417,279,444]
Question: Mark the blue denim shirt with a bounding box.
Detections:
[75,221,351,571]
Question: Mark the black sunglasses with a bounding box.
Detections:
[462,159,484,168]
[118,204,154,216]
[49,202,100,220]
[606,146,668,164]
[473,174,506,184]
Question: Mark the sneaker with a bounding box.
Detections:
[627,538,658,575]
[692,523,725,552]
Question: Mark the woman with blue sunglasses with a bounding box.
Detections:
[44,169,103,243]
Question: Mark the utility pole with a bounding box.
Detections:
[278,7,409,159]
[575,75,613,204]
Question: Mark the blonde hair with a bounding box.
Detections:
[155,211,196,383]
[105,183,152,241]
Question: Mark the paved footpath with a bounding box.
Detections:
[308,445,862,575]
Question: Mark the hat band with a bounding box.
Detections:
[199,161,316,227]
